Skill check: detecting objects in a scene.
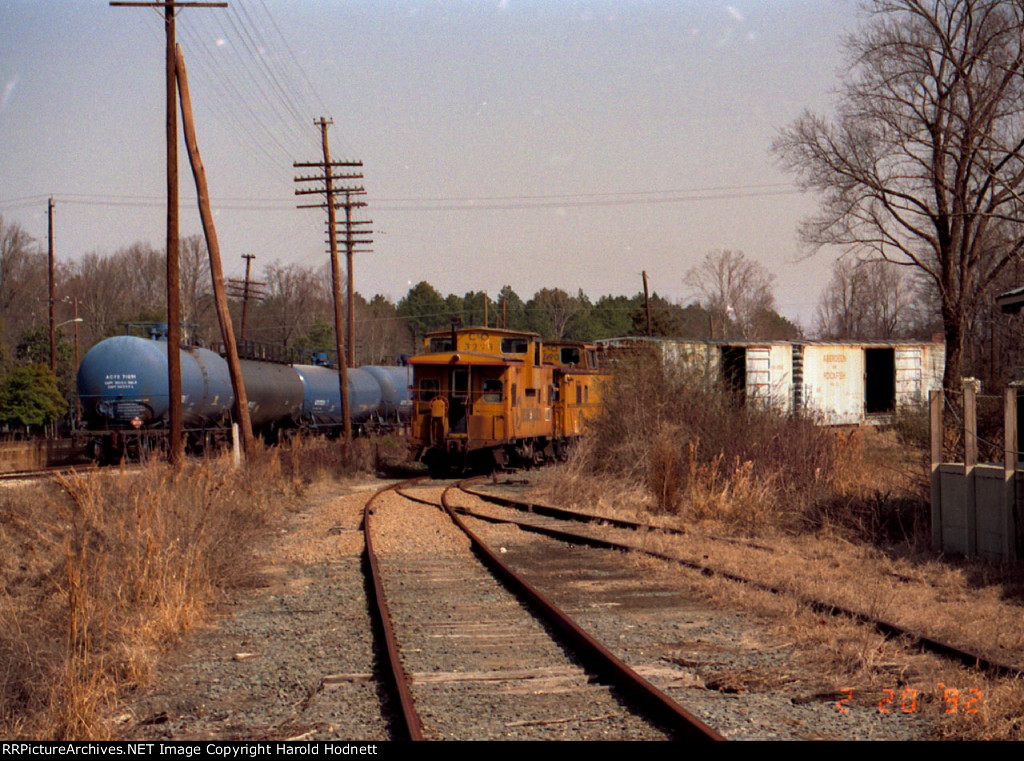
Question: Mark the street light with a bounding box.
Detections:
[54,316,84,427]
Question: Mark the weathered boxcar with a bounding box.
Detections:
[594,337,944,425]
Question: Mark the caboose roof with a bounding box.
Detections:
[407,351,521,366]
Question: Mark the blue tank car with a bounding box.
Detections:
[76,335,411,458]
[76,335,234,426]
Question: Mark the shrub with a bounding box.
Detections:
[582,353,842,529]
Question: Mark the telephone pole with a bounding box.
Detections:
[227,254,266,344]
[48,197,55,373]
[642,270,653,337]
[111,0,227,465]
[329,188,372,367]
[295,119,364,450]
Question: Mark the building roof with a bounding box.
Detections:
[996,285,1024,314]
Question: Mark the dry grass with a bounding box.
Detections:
[0,435,371,740]
[561,354,843,531]
[526,357,1024,739]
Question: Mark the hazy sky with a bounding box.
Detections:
[0,0,860,327]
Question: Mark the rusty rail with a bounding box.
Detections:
[452,485,1024,681]
[439,485,724,741]
[362,478,426,741]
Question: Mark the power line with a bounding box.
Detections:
[3,183,805,213]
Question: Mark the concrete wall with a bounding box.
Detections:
[0,440,81,472]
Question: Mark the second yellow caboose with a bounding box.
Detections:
[544,341,604,447]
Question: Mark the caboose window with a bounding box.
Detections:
[482,379,502,402]
[560,347,581,365]
[500,338,529,355]
[428,337,454,352]
[418,379,440,401]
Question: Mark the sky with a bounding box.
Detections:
[0,0,861,328]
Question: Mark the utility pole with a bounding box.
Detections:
[295,119,364,451]
[227,254,266,344]
[111,0,226,466]
[48,197,55,373]
[332,188,372,366]
[642,270,653,337]
[73,296,81,425]
[176,42,254,456]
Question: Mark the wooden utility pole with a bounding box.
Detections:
[642,270,653,337]
[334,189,372,366]
[73,297,80,424]
[175,43,254,457]
[111,0,226,466]
[240,253,255,343]
[226,274,267,346]
[48,197,55,373]
[295,120,363,450]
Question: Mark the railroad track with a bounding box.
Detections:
[455,477,1024,681]
[0,463,99,482]
[362,478,723,741]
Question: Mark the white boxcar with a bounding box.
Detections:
[596,337,944,425]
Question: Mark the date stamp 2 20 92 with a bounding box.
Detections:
[835,686,982,715]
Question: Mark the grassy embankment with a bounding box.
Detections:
[0,437,375,740]
[538,353,1024,740]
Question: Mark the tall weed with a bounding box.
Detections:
[0,435,370,739]
[582,353,842,530]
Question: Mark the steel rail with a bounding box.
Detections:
[459,476,776,552]
[362,478,427,741]
[451,488,1024,681]
[439,484,724,741]
[0,464,99,482]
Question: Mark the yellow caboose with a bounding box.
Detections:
[543,341,605,453]
[409,327,556,473]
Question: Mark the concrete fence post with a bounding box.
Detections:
[1009,383,1023,560]
[963,378,980,557]
[930,389,943,552]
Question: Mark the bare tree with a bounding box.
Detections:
[774,0,1024,389]
[251,260,333,348]
[684,249,777,339]
[0,217,46,353]
[357,293,410,365]
[179,234,212,337]
[63,244,165,346]
[816,258,912,338]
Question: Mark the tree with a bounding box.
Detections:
[816,258,912,338]
[495,285,527,330]
[254,261,331,348]
[179,234,212,336]
[684,250,777,339]
[774,0,1024,389]
[0,216,45,355]
[397,281,449,345]
[0,363,65,428]
[357,293,409,364]
[525,288,582,340]
[15,324,75,399]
